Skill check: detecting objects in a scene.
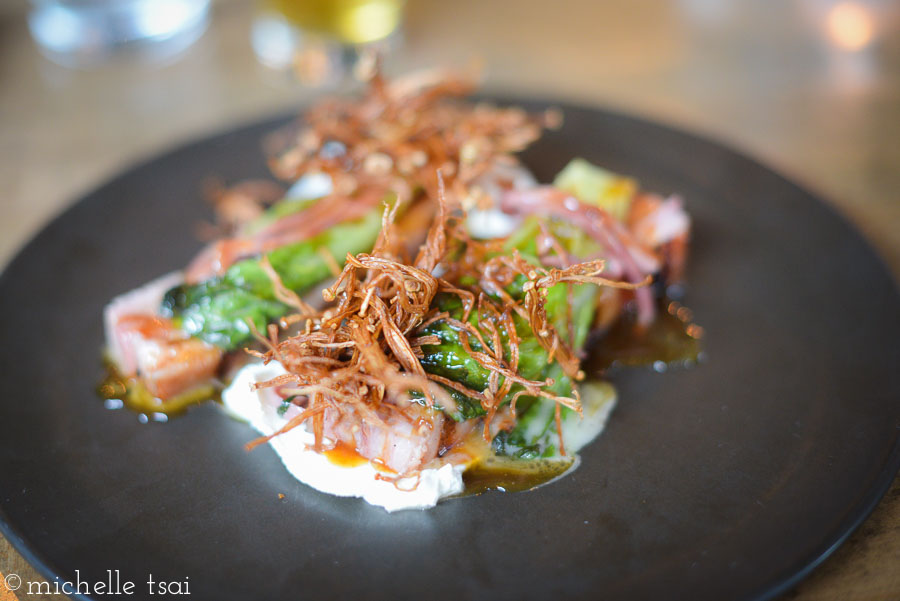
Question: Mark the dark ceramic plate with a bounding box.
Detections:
[1,103,898,601]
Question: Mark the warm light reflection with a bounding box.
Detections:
[826,2,874,50]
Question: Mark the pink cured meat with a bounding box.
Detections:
[103,271,222,400]
[103,271,183,375]
[323,405,444,475]
[264,383,443,475]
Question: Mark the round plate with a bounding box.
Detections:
[1,103,898,601]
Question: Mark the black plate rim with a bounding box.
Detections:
[1,99,898,601]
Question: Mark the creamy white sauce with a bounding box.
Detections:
[222,361,465,512]
[286,172,333,200]
[465,161,536,239]
[466,208,519,239]
[558,381,617,454]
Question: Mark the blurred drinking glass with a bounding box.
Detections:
[28,0,211,68]
[252,0,406,86]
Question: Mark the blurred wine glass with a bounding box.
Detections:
[251,0,406,86]
[27,0,212,68]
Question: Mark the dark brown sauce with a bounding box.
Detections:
[98,361,219,416]
[441,433,578,497]
[459,455,577,496]
[587,298,703,373]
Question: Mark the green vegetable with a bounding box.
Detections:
[224,204,384,300]
[163,199,386,350]
[242,196,320,236]
[414,184,627,458]
[417,293,556,420]
[416,217,601,429]
[483,205,615,457]
[553,158,636,220]
[163,280,289,349]
[493,380,616,459]
[277,395,300,417]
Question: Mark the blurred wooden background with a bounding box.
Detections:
[1,0,898,599]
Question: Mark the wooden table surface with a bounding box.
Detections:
[1,0,898,599]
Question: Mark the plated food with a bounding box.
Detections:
[101,68,700,510]
[5,68,898,601]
